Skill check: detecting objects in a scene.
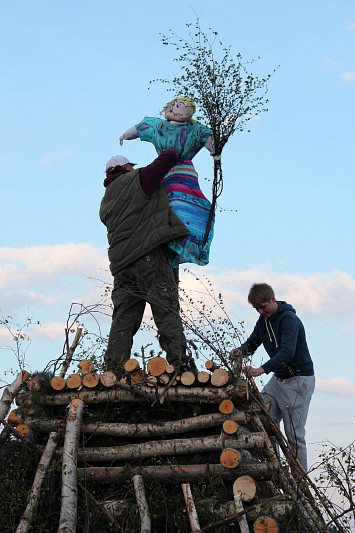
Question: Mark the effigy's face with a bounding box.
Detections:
[165,99,194,122]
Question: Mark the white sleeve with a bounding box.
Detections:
[119,126,139,144]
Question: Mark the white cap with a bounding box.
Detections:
[105,155,136,170]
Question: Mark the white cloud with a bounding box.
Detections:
[340,70,355,82]
[347,23,355,31]
[316,378,355,398]
[319,57,337,69]
[40,151,72,166]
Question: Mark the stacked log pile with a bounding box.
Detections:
[1,358,327,532]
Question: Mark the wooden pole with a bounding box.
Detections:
[182,483,201,532]
[16,431,59,533]
[133,474,151,533]
[58,399,85,533]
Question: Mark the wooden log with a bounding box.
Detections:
[0,371,30,421]
[59,327,83,379]
[182,483,201,532]
[211,368,230,387]
[66,373,82,390]
[205,360,220,372]
[180,371,196,386]
[147,356,167,376]
[233,492,250,533]
[15,432,59,533]
[50,376,66,391]
[27,377,41,391]
[220,448,240,469]
[78,359,94,375]
[82,372,99,388]
[77,463,277,485]
[100,371,117,388]
[58,399,85,533]
[15,424,30,438]
[233,476,257,502]
[197,371,210,384]
[130,369,145,386]
[133,475,151,533]
[222,420,238,435]
[77,433,266,463]
[253,516,278,532]
[165,364,175,375]
[124,358,140,373]
[7,409,22,427]
[27,411,247,438]
[158,373,170,386]
[219,399,235,414]
[145,375,158,388]
[17,382,247,406]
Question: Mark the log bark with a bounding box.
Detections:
[0,371,31,421]
[16,431,59,533]
[58,399,85,533]
[253,516,278,532]
[66,374,82,390]
[182,483,201,532]
[133,475,151,533]
[20,382,247,406]
[99,371,116,388]
[147,357,167,376]
[76,432,267,463]
[233,493,250,533]
[51,376,66,391]
[77,463,277,484]
[59,328,83,379]
[27,411,247,438]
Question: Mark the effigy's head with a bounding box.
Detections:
[164,97,196,122]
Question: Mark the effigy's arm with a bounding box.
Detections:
[119,126,139,145]
[204,134,215,156]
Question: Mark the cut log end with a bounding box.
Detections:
[147,357,167,377]
[16,424,30,438]
[124,358,140,373]
[180,371,196,387]
[219,399,234,414]
[197,371,210,384]
[51,376,66,391]
[233,475,257,501]
[253,516,278,532]
[78,360,95,375]
[100,371,117,388]
[211,368,230,387]
[66,373,82,389]
[205,360,220,372]
[220,448,240,469]
[222,419,238,435]
[7,409,22,427]
[82,372,99,388]
[130,369,145,386]
[27,377,41,391]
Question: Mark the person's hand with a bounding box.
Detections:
[229,348,242,359]
[119,135,125,146]
[243,365,265,378]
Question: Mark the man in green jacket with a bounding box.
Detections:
[100,147,191,375]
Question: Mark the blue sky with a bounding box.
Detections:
[1,0,354,468]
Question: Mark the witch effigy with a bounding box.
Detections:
[119,97,216,268]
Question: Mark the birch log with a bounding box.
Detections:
[59,328,83,379]
[58,399,85,533]
[182,483,201,532]
[133,475,151,533]
[16,431,59,533]
[77,432,267,463]
[232,494,250,533]
[18,382,247,406]
[27,411,247,438]
[0,370,30,421]
[78,463,276,484]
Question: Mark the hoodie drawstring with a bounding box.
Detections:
[265,318,279,348]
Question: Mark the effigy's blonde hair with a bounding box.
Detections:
[162,96,196,115]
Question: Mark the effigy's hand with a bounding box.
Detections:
[119,135,125,146]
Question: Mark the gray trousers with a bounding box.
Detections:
[105,247,187,374]
[261,374,315,471]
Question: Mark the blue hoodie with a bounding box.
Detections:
[240,301,314,379]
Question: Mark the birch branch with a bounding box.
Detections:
[133,475,151,533]
[59,328,83,379]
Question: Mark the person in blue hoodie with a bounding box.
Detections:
[230,283,315,471]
